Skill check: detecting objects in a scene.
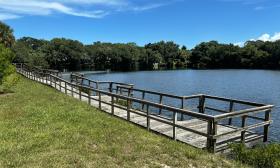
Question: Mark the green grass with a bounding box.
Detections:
[230,143,280,168]
[0,76,247,168]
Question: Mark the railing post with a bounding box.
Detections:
[55,77,57,89]
[142,91,145,110]
[59,80,62,91]
[173,111,177,140]
[241,115,247,143]
[228,101,234,125]
[70,73,73,83]
[127,87,132,109]
[71,84,74,97]
[50,76,52,87]
[207,120,217,153]
[98,91,101,109]
[109,82,113,93]
[79,87,82,100]
[159,95,163,115]
[88,89,91,105]
[120,87,123,96]
[263,110,271,142]
[111,95,114,115]
[180,98,184,121]
[127,97,131,121]
[65,82,67,94]
[96,82,100,97]
[199,95,205,113]
[147,104,150,131]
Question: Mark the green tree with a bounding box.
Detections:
[0,21,15,48]
[0,44,16,92]
[12,37,49,68]
[43,38,85,70]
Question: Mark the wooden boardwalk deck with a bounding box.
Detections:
[22,75,263,152]
[14,62,274,153]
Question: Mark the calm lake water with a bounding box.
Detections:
[85,69,280,142]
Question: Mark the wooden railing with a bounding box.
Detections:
[15,63,274,153]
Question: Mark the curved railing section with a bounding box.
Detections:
[14,63,274,153]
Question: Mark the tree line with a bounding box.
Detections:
[1,21,280,71]
[12,37,280,71]
[12,38,190,71]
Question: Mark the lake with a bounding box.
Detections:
[84,69,280,142]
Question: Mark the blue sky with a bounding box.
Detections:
[1,0,280,48]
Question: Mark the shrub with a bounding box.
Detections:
[0,73,19,93]
[0,44,17,94]
[230,143,280,168]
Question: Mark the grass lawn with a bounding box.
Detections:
[0,75,247,168]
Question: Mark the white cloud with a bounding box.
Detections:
[56,0,127,6]
[234,32,280,47]
[0,0,173,20]
[0,0,109,20]
[131,3,167,12]
[0,13,21,20]
[256,33,280,42]
[234,41,245,47]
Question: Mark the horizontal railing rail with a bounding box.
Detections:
[15,63,274,153]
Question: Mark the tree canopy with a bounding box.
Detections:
[12,37,280,71]
[1,20,277,71]
[0,21,15,48]
[0,22,17,92]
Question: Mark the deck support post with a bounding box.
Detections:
[159,95,163,115]
[241,115,247,143]
[109,82,113,93]
[141,91,145,110]
[116,86,119,102]
[65,82,67,94]
[127,87,132,108]
[127,98,131,121]
[173,112,178,140]
[207,120,217,153]
[96,82,100,100]
[147,105,150,131]
[71,84,74,97]
[55,77,57,89]
[98,91,101,109]
[59,80,61,91]
[180,98,184,121]
[88,90,91,105]
[79,87,82,100]
[228,101,234,125]
[263,110,271,142]
[111,95,114,115]
[199,95,205,114]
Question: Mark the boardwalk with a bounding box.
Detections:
[15,64,274,153]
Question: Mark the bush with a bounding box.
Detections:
[230,143,280,168]
[0,73,19,93]
[0,44,15,83]
[0,44,17,94]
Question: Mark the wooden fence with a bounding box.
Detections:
[15,63,274,153]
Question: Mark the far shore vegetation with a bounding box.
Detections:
[4,21,277,72]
